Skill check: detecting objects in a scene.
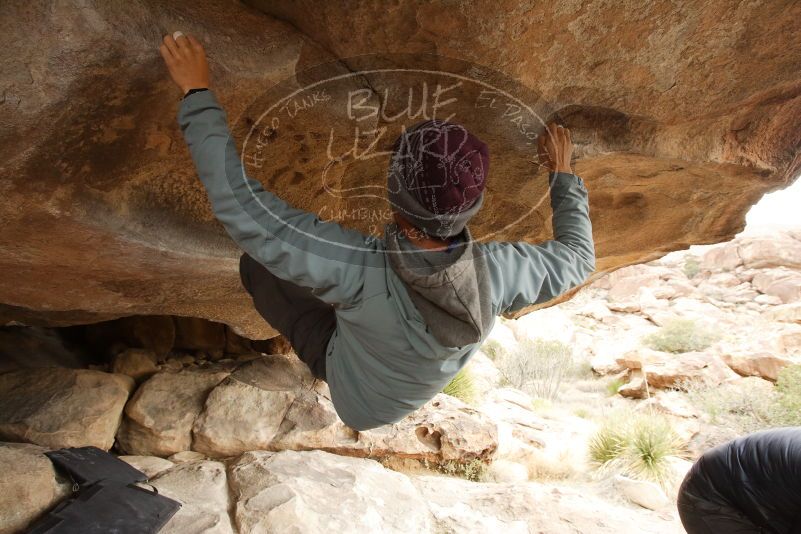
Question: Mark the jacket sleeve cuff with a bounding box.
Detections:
[548,171,587,192]
[177,89,223,124]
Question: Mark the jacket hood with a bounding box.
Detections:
[384,223,494,348]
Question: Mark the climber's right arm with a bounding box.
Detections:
[163,33,373,307]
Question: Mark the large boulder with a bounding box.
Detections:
[228,450,433,533]
[720,351,796,382]
[412,474,677,533]
[616,348,739,390]
[117,367,231,456]
[149,460,235,534]
[0,368,133,450]
[752,268,801,303]
[0,1,798,333]
[0,442,70,534]
[122,356,497,463]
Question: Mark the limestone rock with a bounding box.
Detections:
[616,349,739,391]
[752,268,801,303]
[168,451,209,464]
[228,450,433,533]
[191,356,312,457]
[608,286,664,314]
[618,371,648,399]
[700,245,742,271]
[778,330,801,356]
[84,316,176,359]
[485,459,529,483]
[192,356,497,463]
[738,237,801,270]
[663,278,697,299]
[117,368,231,456]
[590,335,641,375]
[720,351,794,381]
[608,272,662,302]
[150,460,234,534]
[642,391,699,419]
[644,352,739,389]
[173,317,226,351]
[480,389,547,465]
[0,368,133,450]
[576,300,613,321]
[0,326,90,373]
[765,302,801,324]
[223,326,253,355]
[119,455,175,479]
[614,475,670,511]
[112,348,159,381]
[0,0,798,334]
[0,442,70,534]
[512,307,575,345]
[412,475,675,533]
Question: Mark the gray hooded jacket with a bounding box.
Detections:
[178,90,596,430]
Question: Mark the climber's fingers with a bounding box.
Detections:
[158,43,174,64]
[187,34,205,53]
[162,34,182,60]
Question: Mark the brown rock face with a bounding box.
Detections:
[1,1,799,335]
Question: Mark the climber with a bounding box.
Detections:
[677,427,801,534]
[160,32,595,431]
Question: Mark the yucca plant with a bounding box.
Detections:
[589,411,686,491]
[442,367,477,405]
[589,423,628,464]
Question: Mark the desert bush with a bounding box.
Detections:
[442,367,477,405]
[683,378,778,435]
[605,377,626,396]
[438,458,487,482]
[496,338,574,401]
[589,411,685,490]
[683,256,700,279]
[525,446,580,481]
[683,367,801,450]
[642,318,718,353]
[775,364,801,423]
[481,339,503,361]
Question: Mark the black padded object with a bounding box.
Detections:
[44,446,147,486]
[27,446,181,534]
[27,479,180,534]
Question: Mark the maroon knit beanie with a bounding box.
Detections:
[389,119,489,216]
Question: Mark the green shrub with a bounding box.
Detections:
[683,256,700,279]
[589,422,628,465]
[481,339,503,361]
[573,407,591,419]
[642,318,718,353]
[589,411,685,490]
[442,367,477,405]
[496,338,574,401]
[439,459,487,482]
[606,377,625,396]
[775,364,801,425]
[683,371,801,450]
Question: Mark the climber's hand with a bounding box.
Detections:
[537,122,573,174]
[159,32,210,95]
